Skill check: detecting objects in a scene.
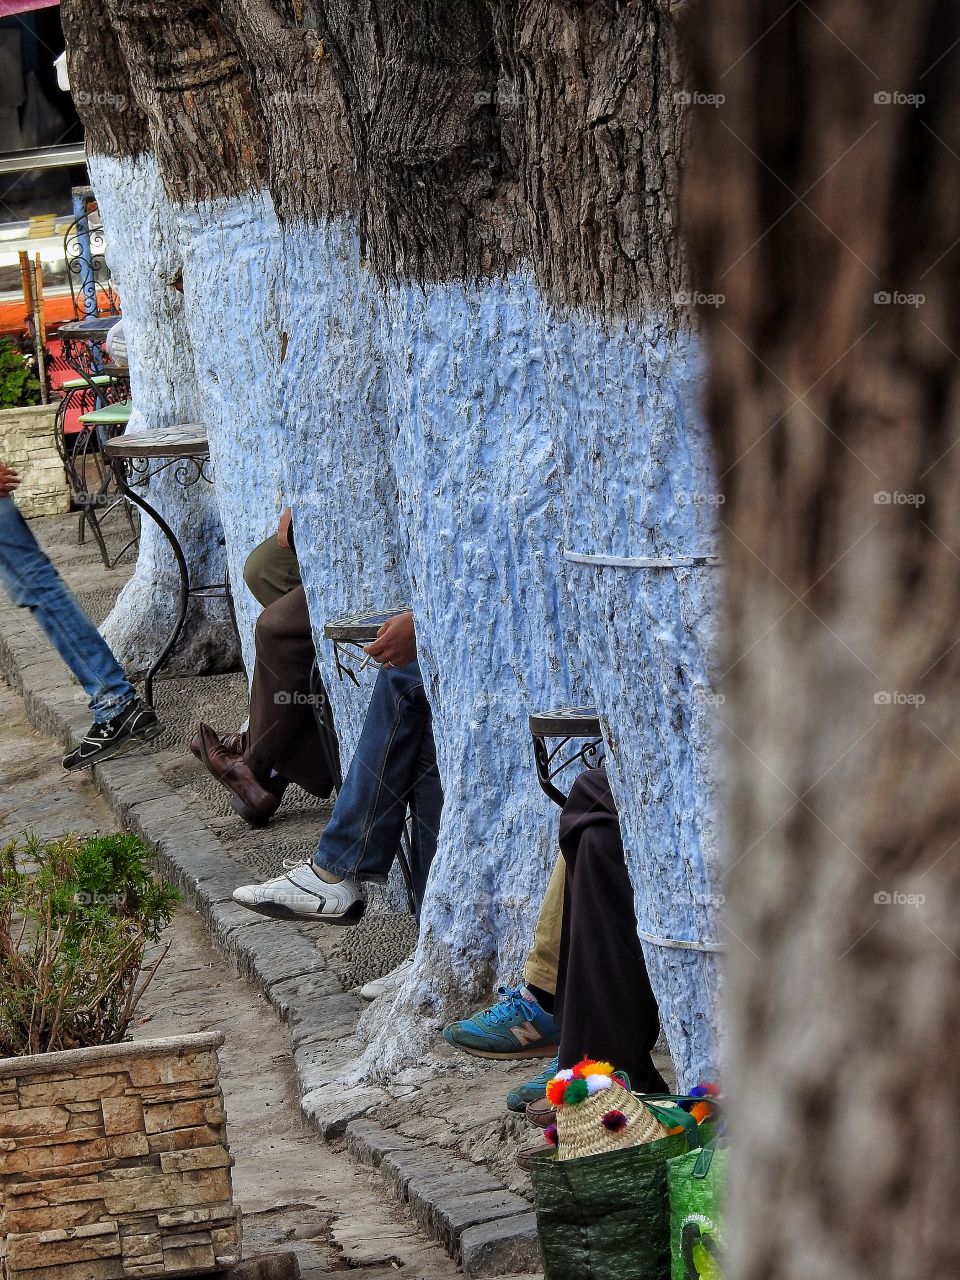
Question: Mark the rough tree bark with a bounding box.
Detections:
[61,0,234,677]
[490,0,724,1086]
[104,0,285,672]
[315,0,589,1074]
[686,0,960,1274]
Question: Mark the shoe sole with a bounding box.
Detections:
[445,1041,558,1061]
[232,897,366,925]
[229,792,274,828]
[63,721,163,772]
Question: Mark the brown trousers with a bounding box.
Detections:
[245,583,334,799]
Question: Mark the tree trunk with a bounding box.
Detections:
[686,1,960,1274]
[105,0,285,673]
[209,0,407,771]
[490,0,723,1086]
[314,0,588,1075]
[61,0,236,677]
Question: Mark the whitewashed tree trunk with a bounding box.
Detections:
[363,272,588,1076]
[175,191,285,673]
[545,313,723,1088]
[90,153,235,675]
[279,220,406,760]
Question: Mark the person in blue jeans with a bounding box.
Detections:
[232,612,442,967]
[0,460,161,770]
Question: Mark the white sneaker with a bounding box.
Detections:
[359,953,414,1000]
[232,862,366,923]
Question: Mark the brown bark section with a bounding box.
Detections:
[488,0,688,318]
[212,0,355,224]
[104,0,267,205]
[312,0,518,282]
[686,2,960,1277]
[61,0,150,159]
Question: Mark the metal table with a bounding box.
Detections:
[322,607,413,685]
[103,424,229,706]
[528,705,605,806]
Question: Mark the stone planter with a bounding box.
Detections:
[0,403,69,518]
[0,1032,242,1279]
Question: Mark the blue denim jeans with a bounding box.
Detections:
[313,661,442,915]
[0,497,135,722]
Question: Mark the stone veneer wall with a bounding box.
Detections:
[0,405,69,519]
[0,1031,241,1279]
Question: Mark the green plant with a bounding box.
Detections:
[0,336,41,409]
[0,832,179,1056]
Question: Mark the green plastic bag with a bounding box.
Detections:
[667,1143,726,1280]
[530,1102,700,1280]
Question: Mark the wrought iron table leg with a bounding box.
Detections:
[532,733,572,807]
[114,478,190,708]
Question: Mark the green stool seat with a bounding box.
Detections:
[61,374,118,391]
[79,401,133,427]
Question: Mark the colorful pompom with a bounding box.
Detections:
[555,1068,574,1082]
[585,1073,614,1095]
[690,1101,712,1125]
[544,1124,558,1147]
[571,1057,615,1080]
[545,1078,567,1106]
[601,1110,628,1133]
[563,1078,590,1106]
[689,1081,721,1098]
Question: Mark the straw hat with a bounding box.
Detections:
[544,1058,673,1162]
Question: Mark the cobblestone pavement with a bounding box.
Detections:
[0,675,463,1278]
[2,511,669,1274]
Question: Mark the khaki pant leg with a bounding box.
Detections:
[523,853,565,996]
[242,535,301,608]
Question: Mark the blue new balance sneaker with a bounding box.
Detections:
[443,985,561,1059]
[506,1054,560,1112]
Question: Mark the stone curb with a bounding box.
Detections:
[0,606,543,1278]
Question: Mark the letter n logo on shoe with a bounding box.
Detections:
[511,1023,541,1048]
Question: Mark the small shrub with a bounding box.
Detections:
[0,337,41,409]
[0,832,179,1056]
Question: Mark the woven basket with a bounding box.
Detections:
[555,1079,672,1161]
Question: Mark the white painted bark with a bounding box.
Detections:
[363,272,589,1078]
[91,153,235,675]
[546,312,723,1089]
[174,188,286,675]
[278,219,406,762]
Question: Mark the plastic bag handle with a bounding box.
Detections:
[643,1098,702,1152]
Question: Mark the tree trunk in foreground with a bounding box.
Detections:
[687,0,960,1274]
[62,0,235,676]
[106,0,285,674]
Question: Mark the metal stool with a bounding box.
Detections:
[529,705,605,807]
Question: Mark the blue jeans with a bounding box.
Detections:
[313,661,442,916]
[0,497,135,722]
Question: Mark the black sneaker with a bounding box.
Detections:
[63,698,163,771]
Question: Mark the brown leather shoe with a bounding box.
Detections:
[196,722,280,827]
[525,1096,556,1129]
[189,727,245,761]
